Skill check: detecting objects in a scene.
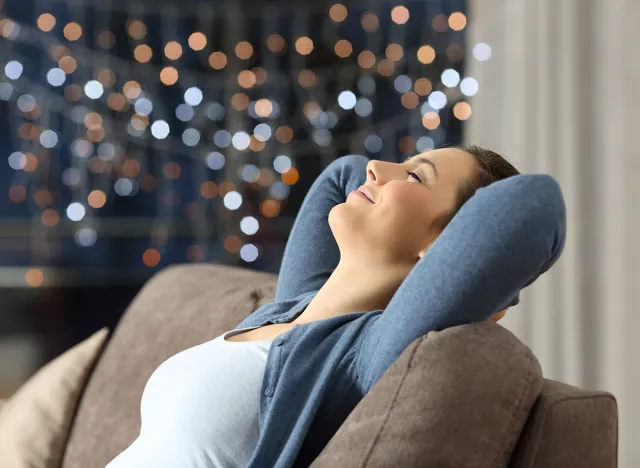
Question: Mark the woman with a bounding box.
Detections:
[107,146,566,468]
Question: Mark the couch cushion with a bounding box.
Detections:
[61,264,278,468]
[508,379,618,468]
[0,327,109,468]
[311,321,543,468]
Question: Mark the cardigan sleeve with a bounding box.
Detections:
[274,155,368,302]
[357,173,567,392]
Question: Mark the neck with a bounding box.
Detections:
[291,259,415,324]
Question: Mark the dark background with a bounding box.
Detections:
[0,0,469,396]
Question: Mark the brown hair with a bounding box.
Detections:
[435,144,521,229]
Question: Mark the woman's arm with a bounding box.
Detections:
[358,173,567,392]
[274,155,368,302]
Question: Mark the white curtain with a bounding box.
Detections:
[466,1,640,466]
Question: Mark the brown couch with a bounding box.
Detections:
[50,264,617,467]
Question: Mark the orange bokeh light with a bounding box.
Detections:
[297,70,316,88]
[58,56,77,74]
[134,44,153,63]
[414,78,432,96]
[37,13,56,32]
[281,167,299,185]
[235,41,254,59]
[188,32,207,51]
[200,181,218,199]
[123,81,141,99]
[276,126,293,143]
[453,101,472,120]
[142,248,161,267]
[357,50,376,68]
[88,190,107,208]
[417,45,436,64]
[25,269,44,287]
[267,34,286,54]
[391,5,410,24]
[334,39,352,58]
[422,112,441,130]
[361,12,379,32]
[224,235,242,253]
[448,12,467,31]
[122,159,141,177]
[127,20,147,39]
[108,93,127,111]
[238,70,257,88]
[385,43,403,62]
[401,91,419,109]
[41,208,59,227]
[163,162,181,179]
[9,186,27,203]
[329,4,348,22]
[160,67,179,85]
[260,200,280,218]
[295,37,314,55]
[164,41,183,60]
[63,22,82,41]
[208,51,227,69]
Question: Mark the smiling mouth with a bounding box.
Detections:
[352,190,374,203]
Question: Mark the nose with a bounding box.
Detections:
[366,159,394,185]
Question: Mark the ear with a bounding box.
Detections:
[418,240,434,259]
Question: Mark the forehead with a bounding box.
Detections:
[409,148,476,183]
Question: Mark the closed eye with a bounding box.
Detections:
[406,170,423,183]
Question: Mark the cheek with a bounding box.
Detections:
[380,184,448,236]
[382,184,433,218]
[375,186,428,238]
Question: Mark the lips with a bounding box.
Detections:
[356,186,375,203]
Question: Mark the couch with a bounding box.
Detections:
[12,263,618,467]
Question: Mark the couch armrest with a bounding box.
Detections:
[312,321,543,468]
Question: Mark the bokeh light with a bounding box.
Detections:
[127,20,147,39]
[164,41,183,60]
[334,39,352,58]
[473,43,492,61]
[134,44,153,63]
[295,37,314,55]
[37,13,56,32]
[329,4,348,22]
[449,12,467,31]
[160,66,179,85]
[63,22,82,41]
[391,5,410,24]
[188,32,207,50]
[417,45,436,64]
[25,269,44,287]
[235,41,254,59]
[267,34,286,54]
[208,51,227,69]
[361,12,379,32]
[453,101,472,120]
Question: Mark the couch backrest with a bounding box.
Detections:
[310,319,545,468]
[61,264,279,468]
[61,264,618,468]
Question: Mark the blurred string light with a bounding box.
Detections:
[0,4,481,266]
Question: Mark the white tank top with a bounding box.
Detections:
[106,326,273,468]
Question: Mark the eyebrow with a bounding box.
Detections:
[404,155,438,180]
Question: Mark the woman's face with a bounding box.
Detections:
[329,148,477,263]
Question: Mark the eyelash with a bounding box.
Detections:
[406,170,423,183]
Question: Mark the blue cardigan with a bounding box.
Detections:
[233,155,567,467]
